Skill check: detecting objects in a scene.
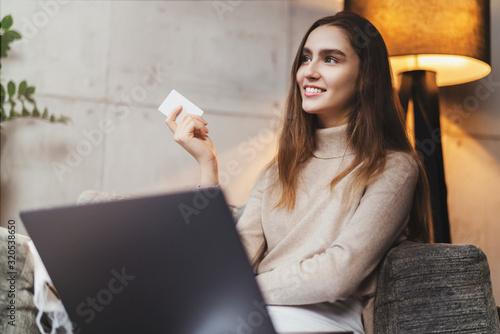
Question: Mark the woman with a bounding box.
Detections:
[166,11,433,334]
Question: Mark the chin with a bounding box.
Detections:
[301,104,322,115]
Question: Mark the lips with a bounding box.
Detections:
[305,87,324,93]
[303,85,326,97]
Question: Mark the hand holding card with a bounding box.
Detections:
[158,89,204,118]
[162,89,219,187]
[163,89,217,173]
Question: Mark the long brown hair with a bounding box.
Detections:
[272,11,433,243]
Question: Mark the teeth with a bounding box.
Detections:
[305,87,324,93]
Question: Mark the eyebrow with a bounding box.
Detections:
[302,47,347,58]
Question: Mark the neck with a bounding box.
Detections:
[313,123,355,159]
[316,110,350,128]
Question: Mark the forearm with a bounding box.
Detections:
[199,158,219,187]
[256,221,407,305]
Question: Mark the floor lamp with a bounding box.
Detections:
[344,0,491,243]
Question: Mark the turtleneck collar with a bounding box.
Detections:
[313,124,355,159]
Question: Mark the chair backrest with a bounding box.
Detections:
[373,240,500,333]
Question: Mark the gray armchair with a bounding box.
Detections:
[374,241,500,333]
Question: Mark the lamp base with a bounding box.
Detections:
[399,70,451,243]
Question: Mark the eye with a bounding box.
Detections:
[301,55,311,63]
[325,57,338,64]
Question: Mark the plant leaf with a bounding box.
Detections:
[58,115,70,124]
[4,30,22,41]
[18,80,27,96]
[1,106,6,122]
[0,46,8,58]
[22,106,30,117]
[25,86,35,96]
[1,33,14,44]
[1,15,13,30]
[7,81,15,98]
[32,107,41,117]
[9,108,19,119]
[8,30,22,40]
[0,84,5,106]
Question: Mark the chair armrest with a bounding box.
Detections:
[374,240,500,333]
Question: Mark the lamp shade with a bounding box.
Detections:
[344,0,491,86]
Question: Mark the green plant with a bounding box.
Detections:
[0,14,69,129]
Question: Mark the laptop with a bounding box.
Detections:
[21,188,352,334]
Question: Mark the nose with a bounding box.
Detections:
[304,61,320,80]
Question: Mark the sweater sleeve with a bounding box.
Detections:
[255,152,419,305]
[235,173,269,271]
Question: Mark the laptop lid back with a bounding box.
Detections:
[21,189,276,334]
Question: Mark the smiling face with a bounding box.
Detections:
[296,25,360,128]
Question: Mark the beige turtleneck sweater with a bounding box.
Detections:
[235,124,419,333]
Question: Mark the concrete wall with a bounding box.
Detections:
[0,0,341,228]
[1,0,499,304]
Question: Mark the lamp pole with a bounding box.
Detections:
[399,70,451,243]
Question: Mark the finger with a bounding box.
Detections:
[165,105,182,134]
[176,118,209,140]
[176,114,209,134]
[176,113,208,129]
[178,117,209,137]
[167,105,183,122]
[186,114,208,125]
